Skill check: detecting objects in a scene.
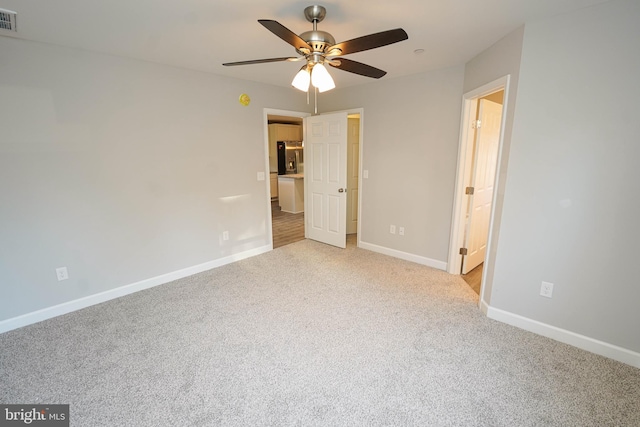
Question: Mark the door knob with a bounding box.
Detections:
[338,188,346,193]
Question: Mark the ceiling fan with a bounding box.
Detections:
[222,5,408,93]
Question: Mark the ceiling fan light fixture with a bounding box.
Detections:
[311,63,335,93]
[292,66,311,92]
[223,6,408,93]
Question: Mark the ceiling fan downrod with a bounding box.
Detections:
[299,5,335,58]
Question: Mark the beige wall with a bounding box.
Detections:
[491,0,640,352]
[319,67,465,265]
[0,36,310,321]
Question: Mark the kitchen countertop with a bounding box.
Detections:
[278,173,304,179]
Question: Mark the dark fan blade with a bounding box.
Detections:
[327,28,408,56]
[223,57,297,66]
[329,58,387,79]
[258,19,312,52]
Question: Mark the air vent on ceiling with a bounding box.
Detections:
[0,8,17,32]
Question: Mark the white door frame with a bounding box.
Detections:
[319,108,364,248]
[263,108,310,249]
[447,76,510,305]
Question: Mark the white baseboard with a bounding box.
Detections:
[358,241,447,271]
[0,245,272,334]
[486,305,640,369]
[479,298,490,315]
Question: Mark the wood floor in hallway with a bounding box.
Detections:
[272,200,305,249]
[462,263,483,295]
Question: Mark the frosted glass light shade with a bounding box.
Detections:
[291,67,310,92]
[311,63,335,93]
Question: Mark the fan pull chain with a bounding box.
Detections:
[314,86,318,115]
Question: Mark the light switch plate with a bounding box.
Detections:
[257,172,265,181]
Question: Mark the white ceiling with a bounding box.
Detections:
[1,0,608,90]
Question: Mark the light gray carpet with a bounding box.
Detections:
[1,238,639,426]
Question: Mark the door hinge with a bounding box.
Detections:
[472,119,482,129]
[460,247,468,256]
[465,186,475,195]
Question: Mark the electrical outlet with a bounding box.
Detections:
[540,281,554,298]
[399,227,405,236]
[257,172,265,181]
[222,231,229,241]
[390,225,396,234]
[363,170,369,179]
[56,267,69,281]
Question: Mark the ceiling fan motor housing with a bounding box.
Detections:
[298,30,335,54]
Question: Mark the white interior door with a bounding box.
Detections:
[462,99,502,274]
[305,112,348,248]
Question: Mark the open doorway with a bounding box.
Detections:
[346,114,361,237]
[263,109,309,249]
[461,90,504,294]
[448,76,510,303]
[266,113,305,249]
[264,108,362,250]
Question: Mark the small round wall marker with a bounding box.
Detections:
[239,93,251,106]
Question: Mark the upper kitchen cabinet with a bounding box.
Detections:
[270,124,302,142]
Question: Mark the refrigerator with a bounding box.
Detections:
[277,141,303,175]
